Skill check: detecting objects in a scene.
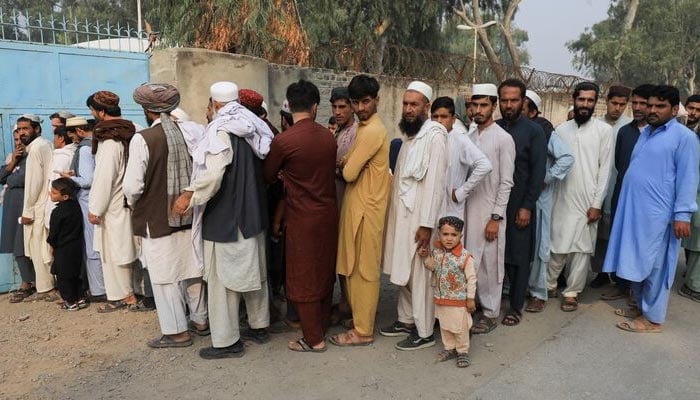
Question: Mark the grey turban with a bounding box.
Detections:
[133,83,181,113]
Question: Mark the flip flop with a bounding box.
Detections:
[288,338,327,353]
[147,335,193,348]
[329,330,374,347]
[97,300,128,313]
[616,318,662,333]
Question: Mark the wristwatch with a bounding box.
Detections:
[491,214,503,221]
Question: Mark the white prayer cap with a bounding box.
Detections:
[65,116,89,128]
[407,81,433,102]
[281,99,291,114]
[472,83,498,98]
[210,81,239,103]
[12,123,17,132]
[525,90,542,110]
[262,101,268,114]
[170,107,191,121]
[19,113,43,123]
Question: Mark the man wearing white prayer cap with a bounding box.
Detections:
[172,80,273,359]
[17,113,57,301]
[524,89,555,138]
[381,80,448,350]
[61,116,107,301]
[464,83,516,334]
[522,90,574,313]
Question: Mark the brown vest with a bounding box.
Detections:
[131,124,191,239]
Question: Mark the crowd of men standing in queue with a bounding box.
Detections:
[2,73,699,364]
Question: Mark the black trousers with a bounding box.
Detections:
[56,275,83,303]
[505,262,531,314]
[16,255,35,283]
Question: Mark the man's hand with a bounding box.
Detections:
[417,246,430,258]
[415,226,432,251]
[587,208,602,224]
[59,170,76,178]
[20,216,33,225]
[466,299,476,313]
[674,221,691,239]
[515,208,531,229]
[172,191,193,216]
[12,145,24,161]
[88,213,100,225]
[485,220,499,242]
[451,189,459,203]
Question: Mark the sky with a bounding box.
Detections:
[515,0,611,77]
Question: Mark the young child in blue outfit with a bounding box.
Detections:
[418,216,477,368]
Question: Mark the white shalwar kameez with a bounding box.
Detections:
[188,130,268,348]
[21,137,53,292]
[548,119,613,298]
[383,121,447,338]
[465,123,515,319]
[123,120,207,335]
[443,124,492,219]
[89,139,137,301]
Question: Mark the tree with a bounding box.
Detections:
[452,0,528,82]
[146,0,310,65]
[568,0,700,96]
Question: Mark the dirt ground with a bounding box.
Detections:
[0,273,696,400]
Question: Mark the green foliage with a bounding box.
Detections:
[568,0,700,95]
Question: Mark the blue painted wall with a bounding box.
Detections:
[0,40,149,292]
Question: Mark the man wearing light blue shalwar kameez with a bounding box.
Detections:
[527,133,574,304]
[604,118,699,325]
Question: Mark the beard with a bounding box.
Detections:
[20,132,38,146]
[399,114,425,137]
[573,105,594,125]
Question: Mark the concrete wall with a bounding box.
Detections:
[151,48,459,135]
[149,48,617,134]
[150,48,269,124]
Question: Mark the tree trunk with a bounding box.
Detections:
[612,0,639,81]
[502,0,523,80]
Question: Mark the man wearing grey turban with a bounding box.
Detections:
[125,83,209,348]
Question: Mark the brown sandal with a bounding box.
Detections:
[525,297,545,313]
[329,329,373,347]
[616,317,661,333]
[561,297,578,312]
[470,316,498,334]
[435,349,457,363]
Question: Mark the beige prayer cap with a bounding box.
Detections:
[407,81,433,102]
[65,116,89,128]
[210,81,239,103]
[525,90,542,110]
[472,83,498,97]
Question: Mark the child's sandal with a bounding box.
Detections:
[456,353,471,368]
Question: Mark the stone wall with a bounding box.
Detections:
[150,47,609,134]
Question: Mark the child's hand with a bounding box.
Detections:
[466,299,476,313]
[416,246,429,258]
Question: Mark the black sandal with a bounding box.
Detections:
[456,353,471,368]
[502,311,521,326]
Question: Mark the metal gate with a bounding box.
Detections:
[0,9,150,291]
